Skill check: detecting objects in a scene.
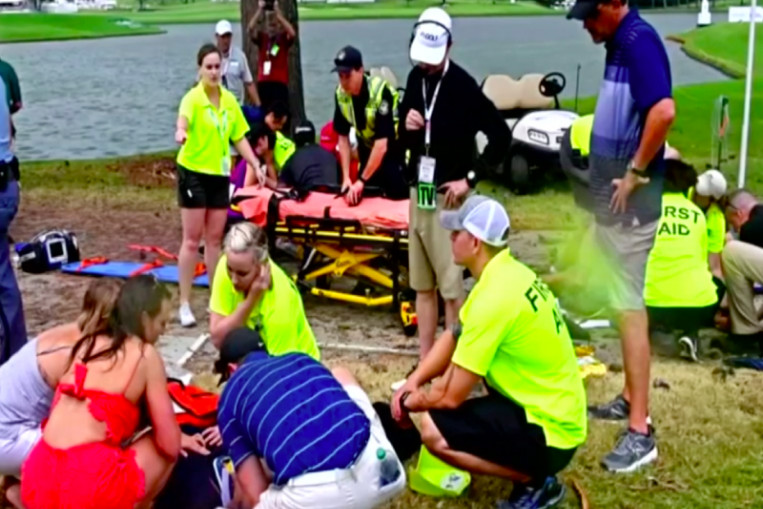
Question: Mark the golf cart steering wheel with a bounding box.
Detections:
[539,72,566,98]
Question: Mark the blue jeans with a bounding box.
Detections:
[0,179,26,364]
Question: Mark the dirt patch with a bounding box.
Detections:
[106,155,177,189]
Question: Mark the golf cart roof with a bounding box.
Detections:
[482,74,553,112]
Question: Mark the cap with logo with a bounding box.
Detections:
[294,120,316,148]
[410,7,452,66]
[439,195,510,247]
[695,169,728,200]
[331,45,363,73]
[215,19,233,35]
[565,0,603,20]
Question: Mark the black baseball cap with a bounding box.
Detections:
[566,0,602,20]
[294,120,316,148]
[214,327,267,382]
[331,45,363,73]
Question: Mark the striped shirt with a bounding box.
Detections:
[590,9,672,227]
[218,352,370,485]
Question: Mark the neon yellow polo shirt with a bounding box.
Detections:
[688,187,727,254]
[644,193,718,308]
[273,131,296,171]
[177,82,249,176]
[451,249,587,450]
[209,255,320,360]
[706,203,726,254]
[570,114,594,157]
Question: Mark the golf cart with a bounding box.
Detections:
[476,72,579,194]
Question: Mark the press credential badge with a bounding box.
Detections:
[417,156,436,210]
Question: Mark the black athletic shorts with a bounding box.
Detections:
[177,164,230,209]
[429,390,577,479]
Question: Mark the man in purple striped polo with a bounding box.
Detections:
[567,0,676,473]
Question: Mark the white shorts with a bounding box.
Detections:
[255,385,407,509]
[0,426,41,476]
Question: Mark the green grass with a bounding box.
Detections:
[106,0,554,24]
[668,23,763,79]
[0,12,162,43]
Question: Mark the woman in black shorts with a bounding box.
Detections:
[174,43,264,327]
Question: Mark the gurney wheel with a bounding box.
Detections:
[316,275,331,290]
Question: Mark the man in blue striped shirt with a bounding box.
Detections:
[215,328,406,508]
[567,0,675,474]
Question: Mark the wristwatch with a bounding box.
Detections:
[627,160,648,178]
[358,174,368,184]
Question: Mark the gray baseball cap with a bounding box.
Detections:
[440,195,510,247]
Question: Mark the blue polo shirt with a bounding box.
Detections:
[0,79,12,163]
[590,10,672,227]
[217,352,370,486]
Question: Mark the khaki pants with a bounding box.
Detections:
[722,240,763,334]
[408,188,464,300]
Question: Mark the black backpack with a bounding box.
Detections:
[16,229,80,274]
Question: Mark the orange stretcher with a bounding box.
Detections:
[233,186,417,336]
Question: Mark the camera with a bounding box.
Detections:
[264,0,275,11]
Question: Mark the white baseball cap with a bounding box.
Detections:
[410,7,452,66]
[695,169,727,200]
[215,20,233,35]
[440,195,510,247]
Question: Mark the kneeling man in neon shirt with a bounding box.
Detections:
[391,195,587,509]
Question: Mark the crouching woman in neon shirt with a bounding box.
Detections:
[643,160,722,362]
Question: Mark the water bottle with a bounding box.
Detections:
[377,448,401,487]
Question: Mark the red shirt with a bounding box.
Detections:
[255,32,292,84]
[320,121,359,181]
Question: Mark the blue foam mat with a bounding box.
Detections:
[61,261,209,287]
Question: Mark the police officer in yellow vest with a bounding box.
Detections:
[331,45,408,206]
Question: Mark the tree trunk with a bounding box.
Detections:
[241,0,306,136]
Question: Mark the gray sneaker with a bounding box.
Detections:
[601,429,658,473]
[588,394,629,421]
[678,336,699,362]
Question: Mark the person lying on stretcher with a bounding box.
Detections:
[208,221,321,360]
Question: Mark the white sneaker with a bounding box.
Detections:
[179,302,197,328]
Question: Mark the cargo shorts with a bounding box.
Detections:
[408,187,464,300]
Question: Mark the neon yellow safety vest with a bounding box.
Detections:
[335,75,399,148]
[570,114,594,157]
[273,131,296,171]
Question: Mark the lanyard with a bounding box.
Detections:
[422,59,449,153]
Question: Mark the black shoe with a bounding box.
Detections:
[497,477,566,509]
[601,428,658,473]
[588,394,629,421]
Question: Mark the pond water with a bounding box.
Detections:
[1,13,727,161]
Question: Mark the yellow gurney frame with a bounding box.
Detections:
[267,214,418,335]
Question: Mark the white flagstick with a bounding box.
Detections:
[739,0,758,188]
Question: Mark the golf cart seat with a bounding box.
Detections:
[369,66,399,91]
[482,74,554,117]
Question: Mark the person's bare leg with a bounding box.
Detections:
[417,290,438,359]
[6,483,23,509]
[204,208,229,289]
[619,310,650,434]
[419,412,531,483]
[131,434,176,508]
[443,297,463,332]
[331,366,359,387]
[179,208,206,306]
